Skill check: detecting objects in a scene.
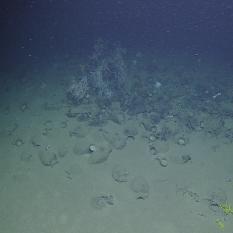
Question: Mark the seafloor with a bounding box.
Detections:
[0,50,233,233]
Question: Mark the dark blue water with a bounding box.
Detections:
[1,0,233,70]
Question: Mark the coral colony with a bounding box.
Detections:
[67,40,127,105]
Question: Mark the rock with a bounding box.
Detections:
[152,140,169,154]
[88,142,112,164]
[177,137,187,146]
[109,102,125,124]
[69,125,88,138]
[202,116,223,136]
[13,138,24,147]
[112,165,129,182]
[91,195,114,209]
[103,130,127,150]
[171,154,192,164]
[89,144,97,153]
[181,154,192,163]
[30,133,46,147]
[207,189,227,213]
[73,137,91,156]
[156,156,168,167]
[60,121,68,128]
[57,146,68,158]
[141,118,154,131]
[123,121,138,138]
[20,103,29,112]
[20,152,32,162]
[130,176,149,199]
[149,145,158,155]
[38,150,58,167]
[6,123,18,136]
[149,135,156,142]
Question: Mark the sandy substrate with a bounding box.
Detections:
[0,65,233,233]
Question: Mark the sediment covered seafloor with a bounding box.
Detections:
[0,49,233,233]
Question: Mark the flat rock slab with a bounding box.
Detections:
[38,150,58,167]
[91,194,114,209]
[73,137,91,156]
[130,176,150,200]
[112,164,129,182]
[103,130,127,150]
[88,142,112,164]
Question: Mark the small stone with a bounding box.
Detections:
[149,135,156,142]
[155,81,162,88]
[181,154,191,163]
[13,138,24,147]
[91,195,114,210]
[38,150,58,167]
[91,196,106,210]
[20,152,32,161]
[89,144,97,153]
[88,143,112,164]
[112,165,129,182]
[157,157,168,167]
[130,176,149,199]
[177,137,186,146]
[149,145,158,155]
[57,146,68,158]
[20,103,29,112]
[73,137,90,156]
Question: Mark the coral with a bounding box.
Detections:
[88,41,127,100]
[89,61,113,98]
[215,219,225,230]
[66,40,128,105]
[67,75,88,104]
[219,202,233,215]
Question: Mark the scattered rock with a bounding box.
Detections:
[130,176,149,199]
[20,152,32,162]
[38,150,58,167]
[77,112,92,121]
[148,135,156,142]
[57,146,68,158]
[43,102,61,111]
[156,156,168,167]
[20,103,29,112]
[88,142,112,164]
[177,137,187,146]
[203,116,224,136]
[207,189,227,212]
[103,130,127,150]
[7,123,18,136]
[151,140,169,154]
[60,121,68,128]
[141,118,154,131]
[176,185,200,202]
[30,134,43,147]
[109,102,125,124]
[73,137,91,156]
[123,121,138,138]
[69,125,87,138]
[91,194,114,210]
[171,154,192,164]
[109,112,125,124]
[181,154,192,163]
[89,110,109,126]
[43,120,54,131]
[12,138,24,147]
[112,164,129,182]
[149,145,158,155]
[89,144,97,153]
[66,109,79,118]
